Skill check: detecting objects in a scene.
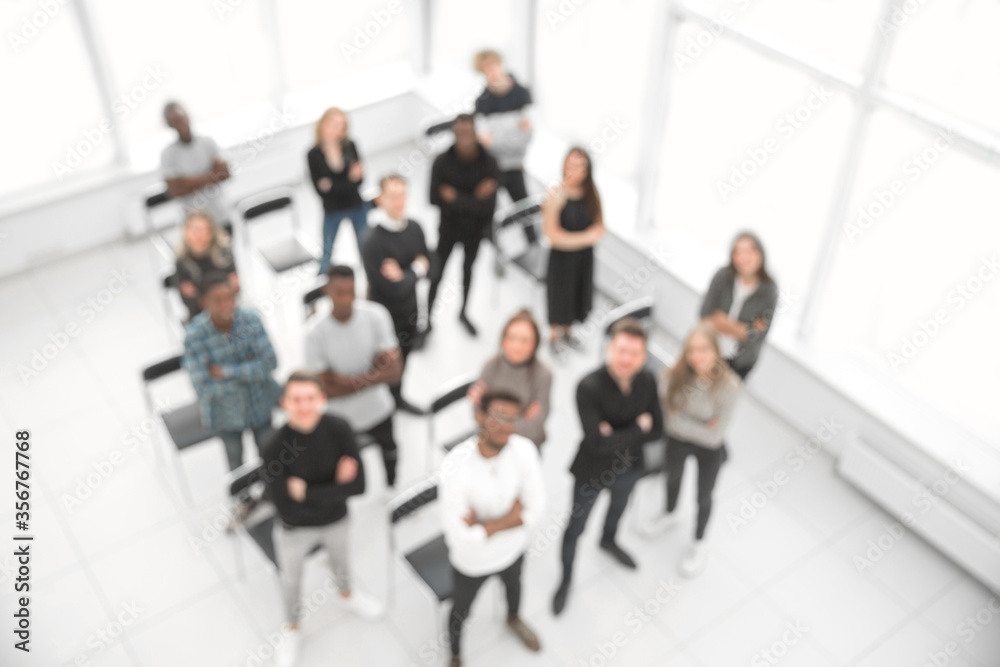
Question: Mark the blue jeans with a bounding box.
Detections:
[319,202,372,275]
[218,424,272,471]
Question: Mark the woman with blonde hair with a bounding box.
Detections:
[174,210,238,319]
[643,322,741,578]
[307,107,370,274]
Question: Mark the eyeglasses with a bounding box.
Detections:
[485,411,518,425]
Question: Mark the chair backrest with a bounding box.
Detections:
[142,354,184,383]
[145,190,172,210]
[603,296,655,338]
[424,119,454,137]
[389,480,439,525]
[303,284,325,308]
[226,459,266,498]
[243,196,293,222]
[429,377,476,415]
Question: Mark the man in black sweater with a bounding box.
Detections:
[552,318,664,616]
[360,174,430,415]
[426,114,500,338]
[263,371,381,667]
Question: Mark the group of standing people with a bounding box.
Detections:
[162,48,780,667]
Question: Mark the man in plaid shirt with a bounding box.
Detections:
[183,272,281,470]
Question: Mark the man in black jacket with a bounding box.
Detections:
[263,371,382,667]
[360,174,430,415]
[552,318,664,616]
[426,114,500,338]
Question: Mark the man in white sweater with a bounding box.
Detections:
[440,390,547,667]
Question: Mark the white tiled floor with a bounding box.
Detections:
[0,142,997,666]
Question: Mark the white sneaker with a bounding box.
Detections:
[275,626,300,667]
[679,541,708,578]
[338,589,384,619]
[639,511,681,539]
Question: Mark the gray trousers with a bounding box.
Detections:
[274,519,350,623]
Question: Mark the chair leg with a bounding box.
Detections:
[233,528,246,580]
[172,450,194,506]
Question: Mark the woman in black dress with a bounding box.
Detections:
[542,147,605,354]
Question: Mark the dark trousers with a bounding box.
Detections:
[365,416,397,486]
[428,221,485,317]
[560,465,643,581]
[449,555,524,657]
[387,306,418,405]
[725,357,752,380]
[665,437,727,540]
[498,169,528,204]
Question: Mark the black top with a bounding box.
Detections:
[699,266,779,372]
[429,144,500,227]
[261,414,366,527]
[570,366,664,482]
[361,221,429,318]
[474,77,533,116]
[306,140,364,213]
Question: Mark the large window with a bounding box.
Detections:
[654,26,854,304]
[88,0,278,172]
[813,109,1000,445]
[534,0,660,181]
[0,1,113,198]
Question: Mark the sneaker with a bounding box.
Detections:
[639,511,681,540]
[549,338,569,363]
[599,540,638,569]
[275,626,300,667]
[507,615,541,651]
[551,578,571,616]
[679,541,708,578]
[338,589,384,619]
[448,656,462,667]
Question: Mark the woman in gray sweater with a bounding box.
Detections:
[700,231,779,379]
[468,309,552,449]
[643,323,741,578]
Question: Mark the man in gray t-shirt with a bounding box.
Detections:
[305,265,403,487]
[161,102,231,226]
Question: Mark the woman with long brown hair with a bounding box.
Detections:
[307,107,370,275]
[700,231,779,379]
[542,147,605,355]
[467,309,552,449]
[643,322,741,578]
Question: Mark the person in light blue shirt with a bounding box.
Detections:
[182,273,280,470]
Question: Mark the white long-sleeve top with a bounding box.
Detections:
[440,434,547,577]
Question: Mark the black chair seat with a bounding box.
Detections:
[512,244,549,283]
[404,534,452,602]
[161,403,217,450]
[259,239,315,273]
